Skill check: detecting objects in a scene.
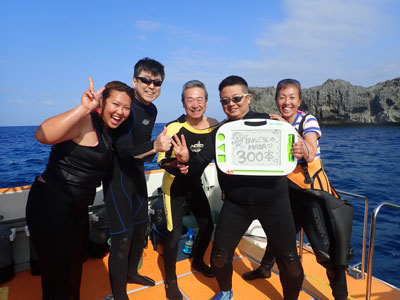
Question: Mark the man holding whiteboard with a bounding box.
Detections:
[173,75,304,300]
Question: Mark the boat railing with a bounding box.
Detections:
[366,202,400,300]
[298,189,369,281]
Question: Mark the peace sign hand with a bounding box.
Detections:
[172,134,189,163]
[81,76,105,111]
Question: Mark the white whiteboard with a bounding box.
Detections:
[215,119,297,175]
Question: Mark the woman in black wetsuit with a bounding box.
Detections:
[157,80,219,300]
[25,78,132,300]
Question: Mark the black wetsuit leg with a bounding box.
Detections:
[325,264,348,300]
[212,197,303,300]
[163,193,185,282]
[26,179,94,300]
[259,243,276,269]
[300,193,348,300]
[294,189,348,299]
[211,200,253,291]
[127,222,148,280]
[108,230,132,300]
[259,190,303,268]
[104,173,149,300]
[162,183,213,282]
[186,186,213,266]
[256,198,304,300]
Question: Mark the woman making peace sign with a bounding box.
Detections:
[26,77,132,300]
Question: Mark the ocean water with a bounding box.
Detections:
[0,124,399,288]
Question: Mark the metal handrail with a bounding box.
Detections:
[366,202,400,300]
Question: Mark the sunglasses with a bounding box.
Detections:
[136,77,163,87]
[220,94,249,105]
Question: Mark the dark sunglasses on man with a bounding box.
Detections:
[220,94,249,105]
[136,76,163,87]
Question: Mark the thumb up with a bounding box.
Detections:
[154,126,172,152]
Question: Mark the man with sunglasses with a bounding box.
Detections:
[172,75,304,300]
[102,58,172,300]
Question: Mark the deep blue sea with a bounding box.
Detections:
[0,124,399,288]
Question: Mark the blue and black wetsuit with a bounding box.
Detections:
[26,113,112,300]
[102,96,157,300]
[157,114,218,282]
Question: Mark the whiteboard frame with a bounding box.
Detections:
[215,119,298,176]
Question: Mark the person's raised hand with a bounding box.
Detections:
[81,76,105,111]
[292,140,304,160]
[172,134,189,163]
[154,126,172,153]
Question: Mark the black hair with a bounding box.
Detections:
[218,75,248,93]
[101,81,133,107]
[134,57,165,81]
[275,78,302,101]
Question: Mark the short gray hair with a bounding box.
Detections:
[181,80,208,102]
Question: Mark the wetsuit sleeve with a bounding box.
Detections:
[111,117,156,163]
[117,141,156,162]
[117,139,155,163]
[186,127,216,175]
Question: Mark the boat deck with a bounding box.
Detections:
[2,237,400,300]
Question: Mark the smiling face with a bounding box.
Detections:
[132,70,162,105]
[220,84,251,120]
[276,84,301,124]
[100,90,131,129]
[183,87,207,122]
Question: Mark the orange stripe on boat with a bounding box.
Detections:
[0,185,31,194]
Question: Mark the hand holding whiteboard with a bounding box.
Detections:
[215,119,297,176]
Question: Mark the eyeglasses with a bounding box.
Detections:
[136,77,163,87]
[220,94,249,105]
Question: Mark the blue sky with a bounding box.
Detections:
[1,0,399,126]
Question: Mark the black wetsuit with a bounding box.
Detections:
[187,111,304,300]
[26,113,111,300]
[102,96,157,300]
[259,113,350,300]
[157,114,217,282]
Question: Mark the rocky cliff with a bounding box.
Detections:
[249,77,400,125]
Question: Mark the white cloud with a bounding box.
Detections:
[256,0,383,52]
[134,20,162,32]
[39,99,55,105]
[131,1,399,91]
[5,98,24,104]
[134,20,225,44]
[248,0,400,87]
